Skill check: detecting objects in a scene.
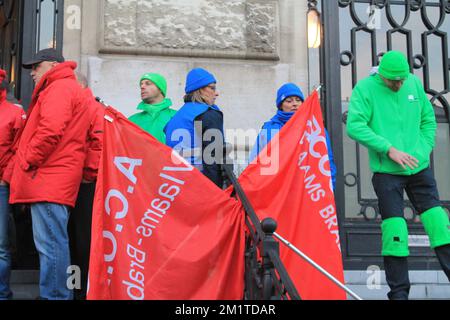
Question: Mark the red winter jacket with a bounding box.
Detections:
[82,88,104,182]
[0,90,26,181]
[9,62,91,207]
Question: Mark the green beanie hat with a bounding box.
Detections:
[140,73,167,97]
[378,51,410,80]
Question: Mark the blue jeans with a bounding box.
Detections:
[0,185,12,300]
[31,203,73,300]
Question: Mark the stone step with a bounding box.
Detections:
[346,284,450,300]
[344,270,450,300]
[10,270,39,284]
[11,284,40,300]
[10,270,40,300]
[345,270,449,285]
[9,270,450,300]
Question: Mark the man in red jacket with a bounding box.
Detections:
[0,69,26,300]
[68,72,104,300]
[8,48,91,300]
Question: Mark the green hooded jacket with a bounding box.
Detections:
[129,99,177,144]
[347,73,437,175]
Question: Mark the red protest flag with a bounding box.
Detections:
[87,107,245,300]
[238,91,346,300]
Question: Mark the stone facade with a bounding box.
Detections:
[60,1,450,285]
[101,0,279,60]
[63,0,309,166]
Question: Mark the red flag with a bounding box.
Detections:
[238,92,346,300]
[87,107,245,300]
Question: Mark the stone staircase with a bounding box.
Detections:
[345,270,450,300]
[9,269,449,300]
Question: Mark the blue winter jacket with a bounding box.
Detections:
[164,102,224,188]
[249,110,337,190]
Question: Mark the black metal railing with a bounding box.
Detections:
[221,149,300,300]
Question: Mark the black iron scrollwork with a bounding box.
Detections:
[339,0,450,221]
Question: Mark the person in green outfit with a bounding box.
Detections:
[347,50,450,300]
[129,73,176,143]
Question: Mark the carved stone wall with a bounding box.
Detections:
[101,0,279,60]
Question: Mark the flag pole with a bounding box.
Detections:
[273,232,363,301]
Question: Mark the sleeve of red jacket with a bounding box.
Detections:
[83,103,104,182]
[1,107,26,182]
[24,83,74,170]
[10,107,26,157]
[14,107,26,136]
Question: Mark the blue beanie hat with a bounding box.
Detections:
[185,68,217,94]
[276,83,305,109]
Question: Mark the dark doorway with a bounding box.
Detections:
[0,0,23,100]
[1,0,64,109]
[1,0,65,270]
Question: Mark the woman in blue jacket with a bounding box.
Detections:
[250,83,337,190]
[165,68,225,188]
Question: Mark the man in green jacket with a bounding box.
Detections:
[347,50,450,300]
[129,73,176,143]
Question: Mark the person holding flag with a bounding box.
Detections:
[249,83,337,190]
[237,87,346,299]
[165,68,225,188]
[347,50,450,300]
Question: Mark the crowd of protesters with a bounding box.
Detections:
[0,48,449,300]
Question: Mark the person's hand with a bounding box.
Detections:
[388,147,419,170]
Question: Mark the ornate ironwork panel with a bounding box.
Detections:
[339,0,450,223]
[319,0,450,268]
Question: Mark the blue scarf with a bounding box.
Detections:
[249,110,294,161]
[270,110,295,126]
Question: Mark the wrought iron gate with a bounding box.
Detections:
[318,0,450,269]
